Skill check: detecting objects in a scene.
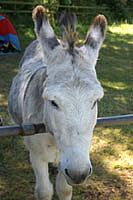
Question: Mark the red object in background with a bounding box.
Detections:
[0,14,17,36]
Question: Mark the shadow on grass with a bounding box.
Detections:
[0,136,35,200]
[80,161,130,200]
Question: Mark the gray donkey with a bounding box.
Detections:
[8,5,107,200]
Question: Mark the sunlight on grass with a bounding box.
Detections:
[128,41,133,44]
[113,149,133,169]
[114,96,127,104]
[109,24,133,35]
[112,46,121,50]
[101,81,128,90]
[93,127,133,168]
[0,93,8,106]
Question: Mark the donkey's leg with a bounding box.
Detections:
[30,153,53,200]
[56,169,72,200]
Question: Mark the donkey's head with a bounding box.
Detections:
[33,6,107,185]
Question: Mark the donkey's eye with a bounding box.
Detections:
[50,100,59,109]
[91,101,97,110]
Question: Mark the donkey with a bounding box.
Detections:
[8,5,107,200]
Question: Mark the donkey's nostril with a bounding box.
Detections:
[65,168,73,179]
[65,168,91,184]
[65,168,69,176]
[89,167,93,176]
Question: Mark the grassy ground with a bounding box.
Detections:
[0,14,133,200]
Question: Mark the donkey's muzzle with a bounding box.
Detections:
[60,146,92,185]
[64,166,92,185]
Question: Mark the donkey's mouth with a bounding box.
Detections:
[63,169,88,186]
[65,175,87,186]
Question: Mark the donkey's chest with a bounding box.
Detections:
[24,133,60,163]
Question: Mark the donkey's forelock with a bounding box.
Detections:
[59,12,77,52]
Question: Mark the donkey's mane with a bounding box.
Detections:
[59,12,77,53]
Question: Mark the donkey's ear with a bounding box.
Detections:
[84,15,107,50]
[32,5,59,52]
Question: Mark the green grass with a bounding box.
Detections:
[0,15,133,200]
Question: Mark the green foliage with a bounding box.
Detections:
[96,0,132,21]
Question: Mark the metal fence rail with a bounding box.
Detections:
[0,114,133,138]
[0,123,46,138]
[96,114,133,127]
